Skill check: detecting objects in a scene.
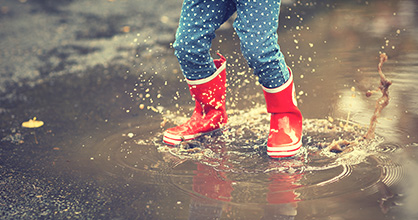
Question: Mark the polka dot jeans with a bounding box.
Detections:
[173,0,289,88]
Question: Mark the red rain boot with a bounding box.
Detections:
[263,68,302,158]
[163,54,227,146]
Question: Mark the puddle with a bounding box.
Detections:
[1,0,418,219]
[72,103,407,219]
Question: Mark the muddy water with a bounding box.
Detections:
[1,0,418,219]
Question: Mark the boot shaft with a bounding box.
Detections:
[263,67,301,116]
[187,54,227,122]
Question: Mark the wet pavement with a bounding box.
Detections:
[1,0,418,219]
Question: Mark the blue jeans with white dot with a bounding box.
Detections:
[173,0,289,88]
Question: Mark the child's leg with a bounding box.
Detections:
[163,0,237,145]
[173,0,236,80]
[234,0,302,158]
[233,0,289,88]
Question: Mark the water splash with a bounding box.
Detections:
[364,53,392,139]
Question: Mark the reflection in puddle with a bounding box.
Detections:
[82,103,405,219]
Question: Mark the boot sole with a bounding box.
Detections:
[163,126,227,146]
[267,138,302,158]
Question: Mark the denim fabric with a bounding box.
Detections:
[173,0,289,88]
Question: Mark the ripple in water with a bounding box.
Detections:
[83,105,405,205]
